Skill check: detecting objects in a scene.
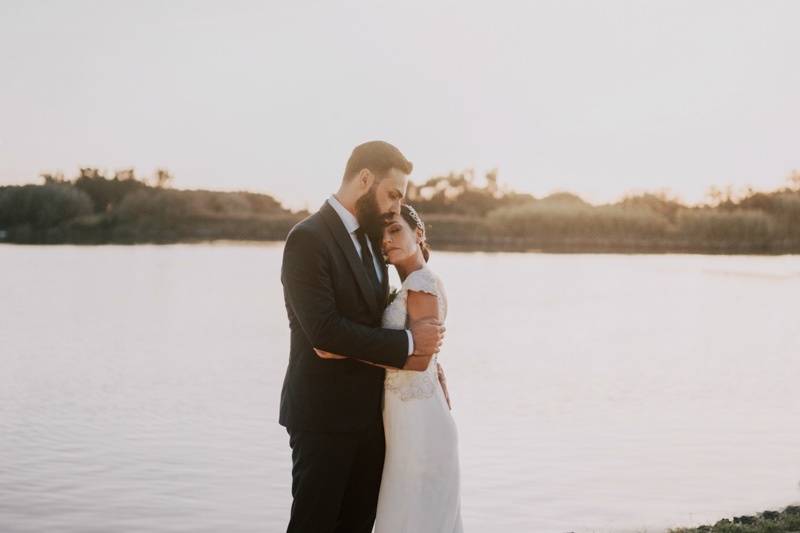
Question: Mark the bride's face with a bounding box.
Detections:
[381,213,421,265]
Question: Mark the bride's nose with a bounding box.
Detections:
[382,233,392,248]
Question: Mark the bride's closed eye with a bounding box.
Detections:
[383,224,402,239]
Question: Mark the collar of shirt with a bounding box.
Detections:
[327,194,360,235]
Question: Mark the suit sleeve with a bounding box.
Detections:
[281,225,409,368]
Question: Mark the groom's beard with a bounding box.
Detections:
[355,185,386,241]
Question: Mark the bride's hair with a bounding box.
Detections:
[399,204,430,262]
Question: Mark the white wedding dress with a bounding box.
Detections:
[374,266,464,533]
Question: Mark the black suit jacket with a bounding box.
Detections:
[279,201,409,432]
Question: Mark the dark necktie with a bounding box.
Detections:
[355,227,382,295]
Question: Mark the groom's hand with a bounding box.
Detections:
[410,318,445,357]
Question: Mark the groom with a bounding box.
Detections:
[280,140,445,533]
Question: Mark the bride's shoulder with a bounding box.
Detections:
[403,266,442,295]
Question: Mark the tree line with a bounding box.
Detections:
[1,167,799,253]
[0,168,299,243]
[407,169,800,253]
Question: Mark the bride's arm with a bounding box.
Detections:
[402,290,439,372]
[409,288,452,400]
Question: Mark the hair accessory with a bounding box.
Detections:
[404,204,425,232]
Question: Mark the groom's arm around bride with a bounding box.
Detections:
[281,225,442,368]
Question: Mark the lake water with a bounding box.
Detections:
[1,243,799,533]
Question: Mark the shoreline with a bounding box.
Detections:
[1,236,799,256]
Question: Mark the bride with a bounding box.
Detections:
[316,204,463,532]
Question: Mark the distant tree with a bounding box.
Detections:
[789,170,800,191]
[242,191,285,214]
[485,168,498,196]
[407,170,533,216]
[706,184,736,208]
[738,192,776,212]
[155,169,173,189]
[618,191,682,222]
[539,191,588,206]
[40,172,65,184]
[114,168,136,181]
[73,167,146,212]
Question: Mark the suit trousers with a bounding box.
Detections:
[286,415,386,533]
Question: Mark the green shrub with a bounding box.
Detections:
[485,202,672,240]
[675,208,775,244]
[0,184,93,229]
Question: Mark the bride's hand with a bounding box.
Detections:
[437,362,452,410]
[314,348,347,360]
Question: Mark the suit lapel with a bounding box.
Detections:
[320,202,380,316]
[374,234,390,306]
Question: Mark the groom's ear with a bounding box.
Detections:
[357,168,375,190]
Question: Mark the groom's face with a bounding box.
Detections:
[355,167,409,237]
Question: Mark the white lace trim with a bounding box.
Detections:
[404,268,438,296]
[385,367,436,401]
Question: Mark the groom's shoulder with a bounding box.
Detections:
[289,209,325,236]
[285,210,327,249]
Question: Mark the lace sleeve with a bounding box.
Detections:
[404,268,439,296]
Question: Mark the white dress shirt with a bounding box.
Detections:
[327,195,384,283]
[327,195,414,357]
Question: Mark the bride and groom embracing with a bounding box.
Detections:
[279,141,463,532]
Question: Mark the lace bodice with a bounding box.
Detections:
[383,266,447,401]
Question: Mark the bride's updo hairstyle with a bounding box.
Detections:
[399,204,431,262]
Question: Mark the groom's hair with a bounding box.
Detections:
[343,141,413,182]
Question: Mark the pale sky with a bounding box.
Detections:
[1,0,798,210]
